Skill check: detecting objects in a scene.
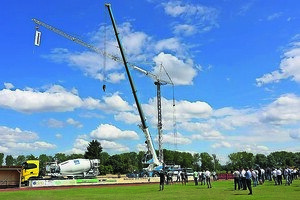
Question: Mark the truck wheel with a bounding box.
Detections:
[153,172,159,177]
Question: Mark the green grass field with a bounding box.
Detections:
[0,179,299,200]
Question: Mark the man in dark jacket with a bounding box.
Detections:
[159,170,165,191]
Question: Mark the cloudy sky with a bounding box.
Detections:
[1,0,300,164]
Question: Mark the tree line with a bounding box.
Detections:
[0,140,299,174]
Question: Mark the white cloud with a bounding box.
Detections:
[289,131,300,140]
[142,97,212,131]
[114,112,140,124]
[211,141,232,149]
[100,140,130,152]
[175,99,212,120]
[0,84,135,115]
[102,92,133,112]
[236,144,269,154]
[66,118,83,128]
[261,93,300,125]
[162,1,218,35]
[191,130,224,140]
[0,126,38,142]
[0,126,56,155]
[4,82,14,89]
[67,136,131,155]
[106,72,125,83]
[44,48,124,83]
[153,52,197,85]
[90,124,139,140]
[173,24,197,36]
[267,12,282,21]
[119,23,149,56]
[46,118,65,128]
[43,20,199,87]
[136,143,147,152]
[256,41,300,86]
[163,132,192,145]
[155,38,181,52]
[0,85,82,113]
[83,92,133,113]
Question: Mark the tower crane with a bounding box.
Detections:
[32,6,175,174]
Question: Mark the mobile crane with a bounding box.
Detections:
[32,4,175,176]
[105,3,162,175]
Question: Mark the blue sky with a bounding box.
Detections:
[1,0,300,164]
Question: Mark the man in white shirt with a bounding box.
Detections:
[260,168,265,184]
[233,169,240,190]
[205,169,212,188]
[272,168,277,185]
[276,168,282,185]
[241,168,246,190]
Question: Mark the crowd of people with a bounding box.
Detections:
[159,169,216,191]
[232,166,299,195]
[158,166,299,194]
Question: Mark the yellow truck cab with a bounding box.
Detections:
[21,160,39,185]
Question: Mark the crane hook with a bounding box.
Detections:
[102,84,106,92]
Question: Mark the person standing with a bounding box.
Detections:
[201,171,206,185]
[245,168,253,195]
[193,171,198,185]
[272,168,278,185]
[212,171,217,181]
[181,170,186,185]
[241,168,247,190]
[261,168,265,184]
[277,168,282,185]
[205,169,212,188]
[252,169,257,187]
[233,169,240,190]
[176,170,181,183]
[159,170,165,191]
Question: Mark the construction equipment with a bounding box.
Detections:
[105,3,162,175]
[21,159,100,186]
[32,4,175,176]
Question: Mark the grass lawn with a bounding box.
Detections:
[0,179,299,200]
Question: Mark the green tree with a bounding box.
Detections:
[137,151,145,171]
[228,151,254,170]
[38,154,53,176]
[15,155,26,165]
[84,140,102,160]
[294,152,300,167]
[108,154,123,174]
[5,155,14,166]
[200,152,214,171]
[181,152,194,168]
[99,152,111,174]
[254,154,267,168]
[67,153,84,160]
[192,153,201,171]
[0,153,4,166]
[163,149,175,165]
[120,152,139,173]
[212,154,221,172]
[54,153,67,163]
[26,154,38,160]
[267,151,294,168]
[173,151,184,167]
